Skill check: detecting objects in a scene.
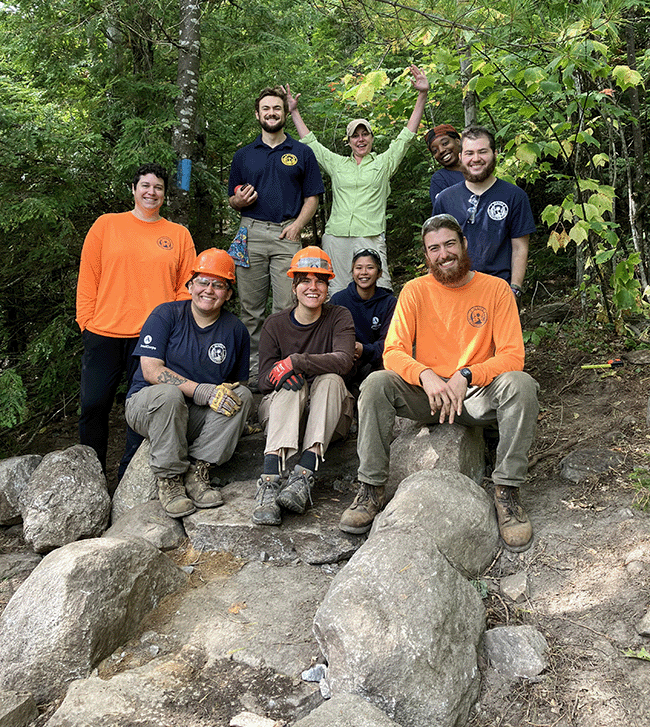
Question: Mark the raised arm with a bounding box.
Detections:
[406,65,430,134]
[284,84,310,139]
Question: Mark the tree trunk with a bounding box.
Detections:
[170,0,201,226]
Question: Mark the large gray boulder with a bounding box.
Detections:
[314,526,485,727]
[0,455,42,525]
[104,500,185,551]
[293,692,403,726]
[389,420,484,492]
[111,440,157,523]
[373,470,499,578]
[21,445,110,553]
[0,536,188,702]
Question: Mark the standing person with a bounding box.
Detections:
[330,248,397,396]
[76,162,196,476]
[125,249,252,518]
[432,125,535,296]
[425,124,465,204]
[286,65,430,294]
[252,247,355,527]
[228,86,324,386]
[339,214,539,553]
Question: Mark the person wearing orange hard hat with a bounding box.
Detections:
[125,248,253,519]
[252,246,355,527]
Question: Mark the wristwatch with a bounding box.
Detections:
[510,284,523,299]
[459,367,472,385]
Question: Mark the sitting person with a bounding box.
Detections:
[330,248,397,396]
[252,247,355,526]
[125,249,253,518]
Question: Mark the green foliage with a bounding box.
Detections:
[623,646,650,661]
[523,323,557,347]
[629,468,650,511]
[0,369,28,429]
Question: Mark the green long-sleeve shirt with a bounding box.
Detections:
[301,127,415,237]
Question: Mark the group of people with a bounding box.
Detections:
[76,68,539,553]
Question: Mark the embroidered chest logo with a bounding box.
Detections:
[371,316,381,331]
[281,154,298,167]
[487,201,508,221]
[467,306,488,328]
[209,343,226,364]
[157,237,174,250]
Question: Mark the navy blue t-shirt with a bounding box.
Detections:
[127,301,250,399]
[228,133,324,223]
[432,178,536,282]
[429,168,465,207]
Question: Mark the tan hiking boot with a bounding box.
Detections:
[494,485,533,552]
[339,482,385,534]
[157,474,195,518]
[184,461,223,508]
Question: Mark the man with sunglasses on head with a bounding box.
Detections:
[431,125,535,302]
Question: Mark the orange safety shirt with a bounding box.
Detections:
[383,271,524,388]
[76,211,196,338]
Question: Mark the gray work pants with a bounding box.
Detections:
[237,216,300,380]
[125,384,254,477]
[357,370,539,488]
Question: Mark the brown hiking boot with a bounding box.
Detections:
[184,461,223,508]
[494,485,533,552]
[339,482,385,534]
[157,474,195,518]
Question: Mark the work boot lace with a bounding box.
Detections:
[163,474,186,500]
[353,482,380,509]
[495,487,526,522]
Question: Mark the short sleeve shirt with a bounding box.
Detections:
[432,179,536,282]
[429,169,465,208]
[228,133,324,223]
[127,301,250,398]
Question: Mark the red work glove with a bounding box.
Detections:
[268,356,295,391]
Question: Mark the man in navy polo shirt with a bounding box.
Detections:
[432,125,535,299]
[228,86,324,383]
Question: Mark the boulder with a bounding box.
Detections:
[559,448,624,484]
[388,421,484,493]
[0,690,38,727]
[483,625,549,678]
[372,470,499,578]
[0,455,42,526]
[104,500,186,551]
[0,536,188,702]
[294,692,403,726]
[111,440,157,523]
[314,526,485,727]
[21,445,110,553]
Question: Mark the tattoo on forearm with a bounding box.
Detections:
[157,370,187,386]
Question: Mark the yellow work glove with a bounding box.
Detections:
[193,382,242,417]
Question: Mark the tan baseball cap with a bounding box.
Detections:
[346,119,373,138]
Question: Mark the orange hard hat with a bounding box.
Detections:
[192,248,236,282]
[287,246,335,279]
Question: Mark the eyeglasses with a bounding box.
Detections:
[194,277,229,290]
[467,194,479,224]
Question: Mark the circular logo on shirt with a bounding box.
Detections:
[209,343,226,364]
[371,316,380,331]
[281,154,298,166]
[467,306,488,328]
[157,237,174,250]
[144,335,152,345]
[487,201,508,221]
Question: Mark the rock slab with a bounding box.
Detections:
[0,455,42,526]
[484,625,549,678]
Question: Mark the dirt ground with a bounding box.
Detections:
[3,311,650,727]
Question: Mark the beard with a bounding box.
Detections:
[428,247,472,285]
[463,154,497,183]
[258,116,285,134]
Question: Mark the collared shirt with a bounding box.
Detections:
[432,178,536,282]
[228,133,324,224]
[301,127,415,237]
